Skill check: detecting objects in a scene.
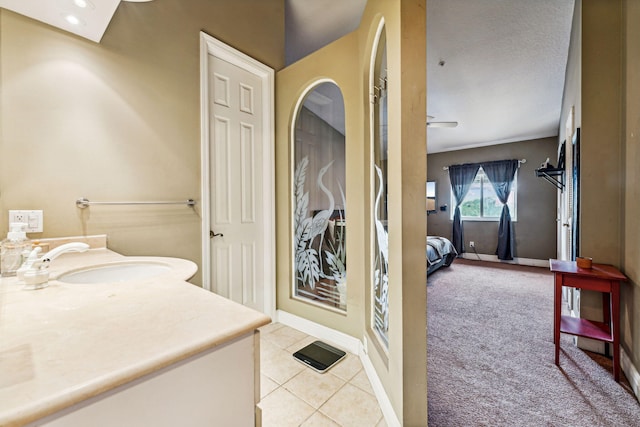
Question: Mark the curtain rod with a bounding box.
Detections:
[442,159,526,171]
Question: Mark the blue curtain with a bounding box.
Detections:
[448,163,480,254]
[481,159,519,260]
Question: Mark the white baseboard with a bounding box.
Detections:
[460,253,549,267]
[276,310,360,354]
[621,346,640,400]
[358,342,401,427]
[275,310,400,426]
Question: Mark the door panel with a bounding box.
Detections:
[240,123,256,223]
[213,116,232,224]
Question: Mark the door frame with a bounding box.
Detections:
[558,105,575,261]
[199,32,276,317]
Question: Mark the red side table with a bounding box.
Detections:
[550,259,627,382]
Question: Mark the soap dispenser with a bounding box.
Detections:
[1,222,31,277]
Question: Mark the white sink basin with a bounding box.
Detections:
[57,261,172,284]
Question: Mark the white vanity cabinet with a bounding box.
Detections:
[32,332,260,427]
[0,247,270,427]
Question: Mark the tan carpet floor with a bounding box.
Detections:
[427,258,640,426]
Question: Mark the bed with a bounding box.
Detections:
[427,236,457,275]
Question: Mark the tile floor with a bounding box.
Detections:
[258,323,386,427]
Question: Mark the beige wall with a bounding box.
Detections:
[427,138,559,261]
[396,3,427,423]
[580,0,622,267]
[561,0,640,381]
[622,0,640,378]
[0,1,285,286]
[276,32,363,336]
[567,0,625,346]
[275,0,426,423]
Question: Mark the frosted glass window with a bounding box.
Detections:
[372,27,389,347]
[292,82,347,311]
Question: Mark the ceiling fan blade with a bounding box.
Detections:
[427,121,458,128]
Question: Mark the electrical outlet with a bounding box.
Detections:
[10,211,26,224]
[9,210,43,233]
[469,241,475,248]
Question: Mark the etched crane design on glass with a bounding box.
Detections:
[309,161,335,253]
[293,156,346,309]
[374,165,388,266]
[374,164,389,336]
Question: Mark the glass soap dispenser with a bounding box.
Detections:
[1,222,31,277]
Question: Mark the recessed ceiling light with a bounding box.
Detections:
[73,0,95,9]
[63,14,84,26]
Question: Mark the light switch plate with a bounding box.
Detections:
[9,210,43,233]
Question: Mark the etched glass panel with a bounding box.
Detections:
[372,28,389,347]
[293,82,347,311]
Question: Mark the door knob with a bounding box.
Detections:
[563,223,570,227]
[210,230,223,238]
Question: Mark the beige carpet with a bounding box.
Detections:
[427,258,640,426]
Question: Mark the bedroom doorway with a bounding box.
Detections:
[199,32,276,317]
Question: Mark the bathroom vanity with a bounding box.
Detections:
[0,237,270,426]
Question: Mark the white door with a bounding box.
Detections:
[200,33,275,315]
[559,107,575,261]
[559,107,578,316]
[559,139,573,260]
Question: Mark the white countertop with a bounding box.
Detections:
[0,248,271,426]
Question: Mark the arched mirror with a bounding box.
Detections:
[372,25,389,347]
[292,81,347,311]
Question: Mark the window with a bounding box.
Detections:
[371,23,389,348]
[292,81,347,311]
[451,167,517,221]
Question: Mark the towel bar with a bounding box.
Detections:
[76,197,196,209]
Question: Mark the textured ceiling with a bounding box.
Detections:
[287,0,575,153]
[426,0,575,153]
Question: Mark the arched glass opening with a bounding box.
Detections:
[292,81,347,311]
[372,26,389,347]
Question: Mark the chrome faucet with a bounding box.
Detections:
[18,242,90,289]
